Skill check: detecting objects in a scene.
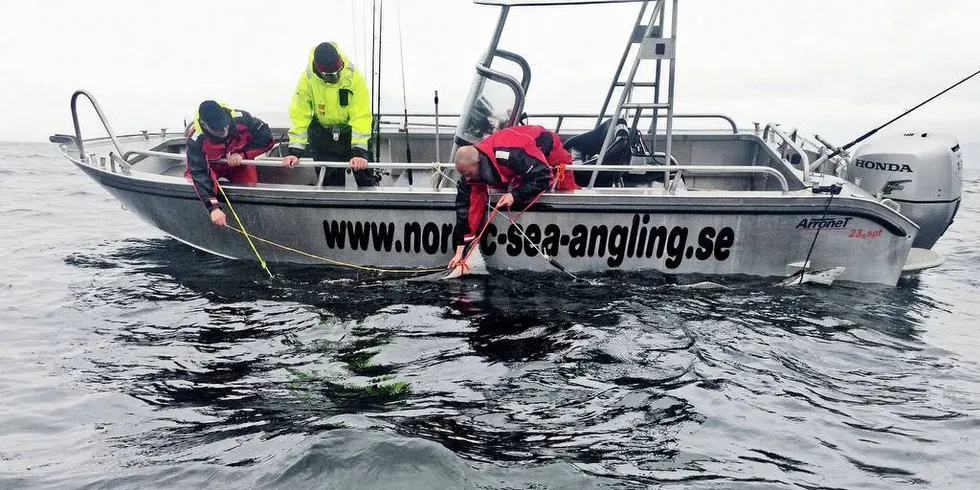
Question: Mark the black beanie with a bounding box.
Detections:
[313,42,342,72]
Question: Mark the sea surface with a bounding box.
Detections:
[1,141,978,489]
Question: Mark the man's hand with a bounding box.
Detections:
[227,153,243,167]
[349,156,369,171]
[210,208,227,227]
[282,155,299,167]
[496,193,515,209]
[447,246,465,269]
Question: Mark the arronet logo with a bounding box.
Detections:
[796,217,853,230]
[854,159,913,173]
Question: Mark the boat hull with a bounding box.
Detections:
[77,161,916,285]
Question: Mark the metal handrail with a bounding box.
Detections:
[762,123,811,183]
[376,112,738,134]
[126,149,459,170]
[70,90,125,161]
[575,164,789,194]
[125,149,787,193]
[474,65,526,128]
[554,112,736,133]
[660,165,788,194]
[495,49,532,94]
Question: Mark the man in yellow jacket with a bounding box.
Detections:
[281,42,378,186]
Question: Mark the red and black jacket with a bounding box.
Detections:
[454,125,575,247]
[185,109,274,211]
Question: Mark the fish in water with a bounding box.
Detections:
[774,266,845,287]
[444,247,488,279]
[679,267,846,290]
[408,248,489,282]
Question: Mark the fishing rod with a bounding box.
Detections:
[370,0,379,162]
[794,70,977,283]
[810,69,980,168]
[395,1,413,185]
[434,90,441,164]
[375,0,385,163]
[483,200,583,281]
[500,211,583,281]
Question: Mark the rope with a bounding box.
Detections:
[460,204,501,267]
[217,183,442,275]
[798,187,838,285]
[217,182,272,278]
[555,162,568,187]
[454,172,549,269]
[223,226,444,274]
[432,163,457,187]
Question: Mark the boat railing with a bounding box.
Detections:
[762,123,813,183]
[374,112,738,135]
[68,90,126,163]
[124,149,788,194]
[793,131,849,174]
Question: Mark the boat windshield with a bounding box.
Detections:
[458,77,519,143]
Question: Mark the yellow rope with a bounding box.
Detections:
[222,225,445,274]
[217,182,272,278]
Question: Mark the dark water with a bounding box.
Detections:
[1,141,978,489]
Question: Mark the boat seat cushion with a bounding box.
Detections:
[565,118,631,187]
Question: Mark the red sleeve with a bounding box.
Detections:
[238,111,275,159]
[467,182,488,243]
[454,179,489,247]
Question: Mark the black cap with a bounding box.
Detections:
[313,42,343,73]
[199,100,231,130]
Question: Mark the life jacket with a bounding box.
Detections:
[474,125,579,191]
[187,105,267,164]
[287,42,372,153]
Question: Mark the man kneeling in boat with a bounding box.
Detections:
[281,42,378,187]
[448,125,579,269]
[185,100,275,227]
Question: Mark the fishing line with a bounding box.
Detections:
[374,0,385,161]
[218,182,443,276]
[395,0,413,185]
[459,203,501,269]
[216,182,272,278]
[797,184,841,285]
[223,225,443,275]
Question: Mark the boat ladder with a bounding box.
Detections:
[591,0,678,189]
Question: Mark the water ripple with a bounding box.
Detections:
[2,148,979,489]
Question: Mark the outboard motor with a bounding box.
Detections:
[848,132,963,249]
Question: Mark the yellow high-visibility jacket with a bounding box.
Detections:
[287,43,372,154]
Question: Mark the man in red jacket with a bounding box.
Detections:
[448,125,578,268]
[185,100,275,226]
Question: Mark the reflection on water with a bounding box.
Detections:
[25,236,973,489]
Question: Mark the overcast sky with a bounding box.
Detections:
[1,0,978,150]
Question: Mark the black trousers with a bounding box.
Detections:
[308,123,378,187]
